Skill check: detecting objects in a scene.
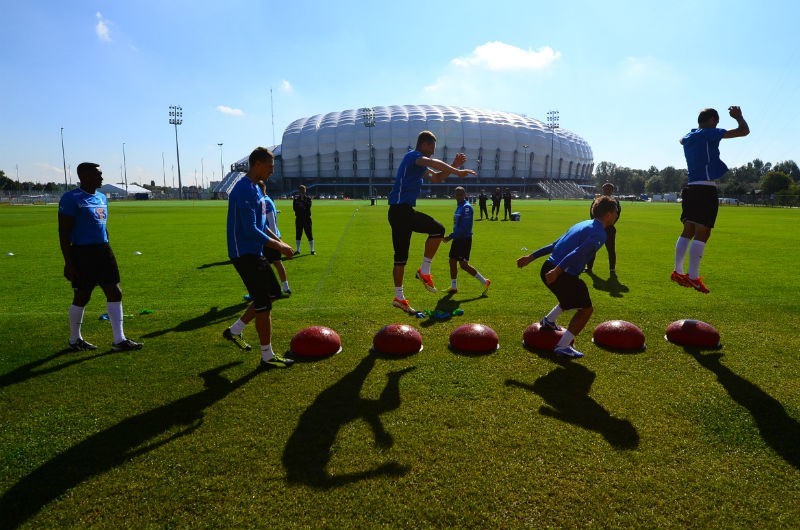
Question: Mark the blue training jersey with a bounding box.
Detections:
[530,219,607,276]
[264,194,280,238]
[682,127,728,183]
[388,150,426,206]
[58,188,109,245]
[450,200,473,239]
[227,176,272,259]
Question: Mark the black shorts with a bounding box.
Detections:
[232,254,281,312]
[449,237,472,261]
[70,244,120,291]
[388,204,445,265]
[262,245,282,263]
[681,185,719,228]
[540,261,591,310]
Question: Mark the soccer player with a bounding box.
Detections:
[672,106,749,293]
[258,181,292,296]
[502,188,512,221]
[222,147,295,369]
[443,187,491,294]
[388,130,476,313]
[58,162,142,352]
[293,185,315,255]
[490,187,501,220]
[477,189,489,220]
[516,195,619,358]
[585,182,621,276]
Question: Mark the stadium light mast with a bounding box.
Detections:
[522,144,529,197]
[546,110,559,201]
[60,127,68,190]
[360,107,376,199]
[169,105,184,199]
[218,143,224,185]
[122,142,128,194]
[162,152,166,189]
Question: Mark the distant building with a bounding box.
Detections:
[98,183,152,199]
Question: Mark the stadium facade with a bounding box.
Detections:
[215,104,594,198]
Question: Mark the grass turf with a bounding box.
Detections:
[0,199,799,528]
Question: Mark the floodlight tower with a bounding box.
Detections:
[122,142,128,194]
[60,127,68,189]
[522,144,529,196]
[360,107,376,199]
[218,143,224,185]
[546,110,559,201]
[169,105,184,199]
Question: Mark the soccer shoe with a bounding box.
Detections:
[112,338,143,351]
[223,328,252,351]
[448,287,458,294]
[687,276,710,294]
[554,345,584,358]
[282,288,292,296]
[539,318,559,331]
[259,354,295,370]
[392,297,417,314]
[415,269,437,292]
[293,250,300,256]
[68,338,97,352]
[482,278,491,293]
[670,271,691,287]
[311,250,316,255]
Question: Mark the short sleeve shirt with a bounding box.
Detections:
[58,188,109,245]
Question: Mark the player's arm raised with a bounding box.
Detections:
[417,155,475,183]
[723,106,750,139]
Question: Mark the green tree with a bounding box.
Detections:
[772,160,800,182]
[660,166,685,192]
[761,171,792,194]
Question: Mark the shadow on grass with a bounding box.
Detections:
[0,348,118,391]
[419,292,487,328]
[685,347,800,470]
[0,362,259,529]
[196,260,231,270]
[142,302,249,338]
[283,353,414,489]
[585,270,630,298]
[506,362,639,450]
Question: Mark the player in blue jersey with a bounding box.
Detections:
[516,196,619,359]
[672,106,749,293]
[222,147,295,369]
[259,180,292,296]
[443,187,491,294]
[388,130,476,313]
[57,162,142,352]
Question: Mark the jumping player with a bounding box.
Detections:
[672,106,749,293]
[443,187,491,294]
[516,195,619,358]
[58,162,142,352]
[388,130,476,314]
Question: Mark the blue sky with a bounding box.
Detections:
[2,0,799,184]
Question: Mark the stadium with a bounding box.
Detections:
[213,104,594,198]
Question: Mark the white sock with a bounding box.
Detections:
[474,272,486,284]
[106,301,126,344]
[451,279,458,289]
[69,304,85,342]
[281,280,290,291]
[295,240,301,252]
[230,319,247,335]
[420,257,432,275]
[546,305,563,323]
[674,236,691,274]
[309,240,315,252]
[261,343,274,361]
[395,287,405,300]
[688,240,706,279]
[556,330,575,349]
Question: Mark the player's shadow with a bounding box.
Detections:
[282,353,414,489]
[686,348,800,470]
[196,260,231,269]
[0,348,117,391]
[0,362,259,530]
[585,270,629,298]
[142,302,249,338]
[420,292,485,328]
[505,363,639,450]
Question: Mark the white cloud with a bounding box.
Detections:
[35,162,63,175]
[95,12,111,42]
[217,105,244,116]
[280,79,293,93]
[452,41,561,71]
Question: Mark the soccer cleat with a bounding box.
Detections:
[554,345,584,358]
[392,297,417,314]
[69,338,97,352]
[670,271,691,287]
[112,338,143,351]
[223,328,252,351]
[539,318,559,331]
[448,286,458,294]
[482,278,491,293]
[311,250,316,255]
[259,354,295,369]
[283,288,292,296]
[686,276,710,294]
[293,250,300,256]
[415,269,437,292]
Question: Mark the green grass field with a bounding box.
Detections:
[1,199,799,528]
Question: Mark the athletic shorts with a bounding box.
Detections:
[540,261,591,310]
[232,254,281,311]
[70,243,120,291]
[681,185,719,228]
[262,245,282,263]
[449,237,472,261]
[388,204,445,265]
